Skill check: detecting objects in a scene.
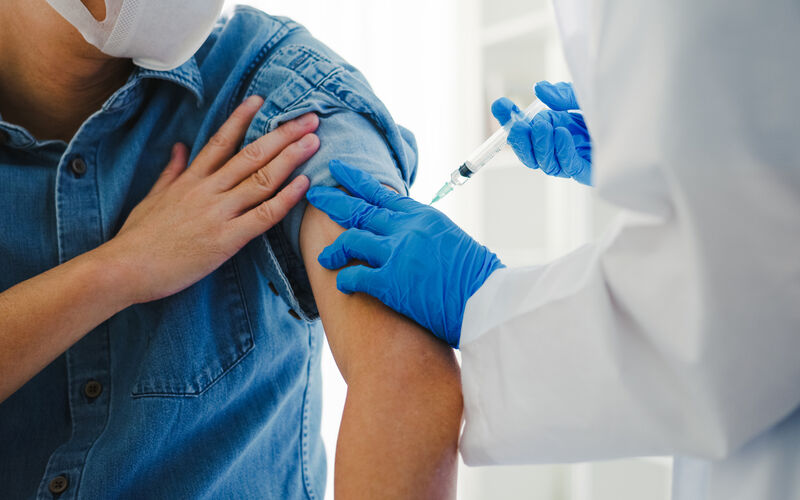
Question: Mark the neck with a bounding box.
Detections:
[0,1,133,142]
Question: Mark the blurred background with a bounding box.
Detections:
[224,1,672,498]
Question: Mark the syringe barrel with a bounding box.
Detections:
[462,99,547,175]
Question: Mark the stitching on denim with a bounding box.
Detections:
[258,232,305,314]
[130,261,256,398]
[264,44,405,178]
[300,323,319,500]
[229,254,257,343]
[142,73,202,98]
[130,344,256,399]
[94,111,128,242]
[227,16,304,116]
[269,45,368,110]
[35,348,77,497]
[72,321,115,499]
[268,67,345,119]
[54,160,67,265]
[91,144,106,243]
[263,224,318,320]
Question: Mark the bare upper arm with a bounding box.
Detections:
[299,202,458,383]
[299,198,461,499]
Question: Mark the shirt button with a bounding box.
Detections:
[69,157,88,177]
[48,475,69,494]
[84,380,103,399]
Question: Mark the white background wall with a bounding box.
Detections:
[222,1,672,498]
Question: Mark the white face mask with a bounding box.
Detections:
[46,0,225,71]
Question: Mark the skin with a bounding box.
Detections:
[0,1,463,498]
[301,207,461,498]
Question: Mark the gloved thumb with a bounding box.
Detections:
[336,265,382,297]
[491,97,521,126]
[535,81,580,111]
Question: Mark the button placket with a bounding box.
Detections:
[37,144,112,499]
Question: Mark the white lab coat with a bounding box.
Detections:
[459,0,800,498]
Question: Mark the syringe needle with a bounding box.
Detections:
[430,98,547,203]
[430,182,455,205]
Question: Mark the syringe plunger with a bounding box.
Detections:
[430,99,547,204]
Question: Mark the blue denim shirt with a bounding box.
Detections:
[0,6,417,499]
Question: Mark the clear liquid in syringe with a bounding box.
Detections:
[430,99,547,204]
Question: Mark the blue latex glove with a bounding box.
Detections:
[492,81,593,186]
[306,160,505,348]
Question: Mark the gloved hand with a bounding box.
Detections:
[492,81,593,185]
[306,160,504,348]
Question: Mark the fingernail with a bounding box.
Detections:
[244,95,263,109]
[299,134,317,148]
[292,175,310,191]
[297,113,317,127]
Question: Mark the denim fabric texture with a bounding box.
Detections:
[0,6,417,499]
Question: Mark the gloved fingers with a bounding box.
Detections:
[491,97,520,126]
[306,186,364,228]
[573,162,592,186]
[553,127,580,176]
[336,265,383,297]
[507,121,538,170]
[328,160,417,212]
[554,128,593,186]
[318,228,391,270]
[531,120,563,176]
[534,81,580,111]
[306,186,393,233]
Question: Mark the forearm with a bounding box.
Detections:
[0,244,131,402]
[300,205,462,499]
[336,306,462,499]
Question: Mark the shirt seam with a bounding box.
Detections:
[261,45,410,192]
[71,321,115,499]
[300,322,319,500]
[226,16,305,117]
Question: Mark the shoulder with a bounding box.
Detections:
[191,6,301,87]
[206,5,304,57]
[192,7,388,130]
[196,7,416,181]
[194,6,363,96]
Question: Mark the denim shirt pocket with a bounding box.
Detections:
[131,257,255,398]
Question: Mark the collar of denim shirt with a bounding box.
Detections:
[0,57,205,150]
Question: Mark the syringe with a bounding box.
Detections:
[430,99,548,204]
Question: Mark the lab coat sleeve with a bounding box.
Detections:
[459,0,800,465]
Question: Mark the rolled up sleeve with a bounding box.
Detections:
[239,38,418,320]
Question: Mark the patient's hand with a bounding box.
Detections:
[110,97,320,304]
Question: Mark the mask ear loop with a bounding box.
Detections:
[45,0,113,48]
